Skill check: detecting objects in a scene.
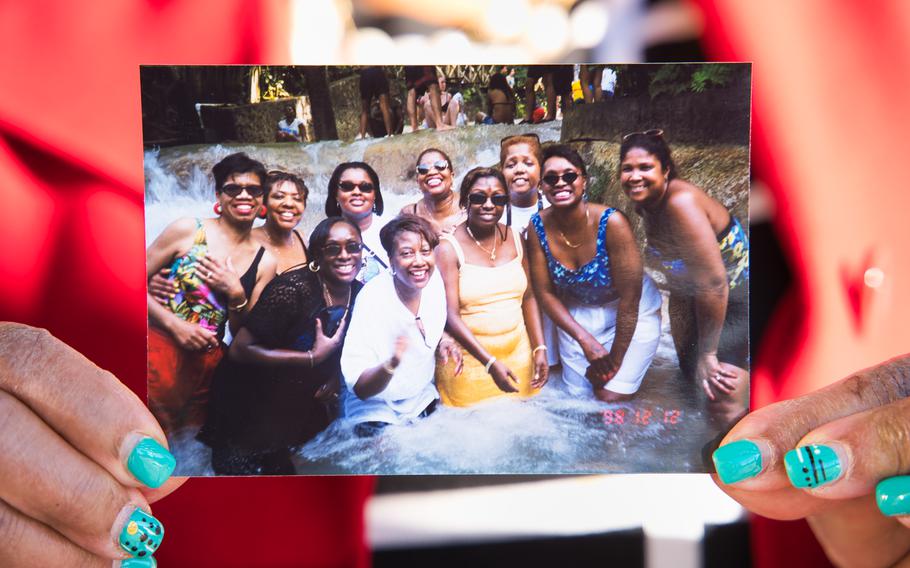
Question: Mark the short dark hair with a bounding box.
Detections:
[325,162,384,217]
[308,217,362,267]
[379,214,439,258]
[619,131,677,180]
[212,152,267,191]
[542,144,587,178]
[416,147,453,172]
[458,167,508,208]
[265,170,309,206]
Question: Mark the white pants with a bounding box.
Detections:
[558,276,662,396]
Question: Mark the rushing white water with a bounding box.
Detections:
[145,123,741,476]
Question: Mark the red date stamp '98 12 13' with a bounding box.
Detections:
[602,408,682,426]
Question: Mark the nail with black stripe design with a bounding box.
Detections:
[784,444,843,489]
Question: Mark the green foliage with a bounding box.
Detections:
[613,64,739,99]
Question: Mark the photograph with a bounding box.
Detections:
[141,63,751,475]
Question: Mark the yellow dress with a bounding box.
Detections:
[436,228,539,407]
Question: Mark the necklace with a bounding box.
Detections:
[465,224,498,261]
[557,205,589,249]
[320,277,351,310]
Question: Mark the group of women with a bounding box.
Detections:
[146,129,749,475]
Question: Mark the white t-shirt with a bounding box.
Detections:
[341,270,445,425]
[278,118,304,138]
[509,192,550,236]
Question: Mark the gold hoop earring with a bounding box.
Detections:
[308,261,320,273]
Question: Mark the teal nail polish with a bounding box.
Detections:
[121,557,157,568]
[876,475,910,517]
[119,509,164,558]
[127,437,176,489]
[784,445,842,488]
[713,439,763,484]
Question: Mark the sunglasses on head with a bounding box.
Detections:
[338,181,374,193]
[467,193,510,206]
[323,242,363,257]
[541,172,580,186]
[621,128,665,142]
[220,184,264,198]
[416,160,449,175]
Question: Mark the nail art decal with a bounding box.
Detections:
[119,509,164,558]
[127,437,176,489]
[784,445,842,489]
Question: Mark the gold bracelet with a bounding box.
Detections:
[306,351,314,368]
[532,345,548,354]
[382,359,397,374]
[484,356,497,373]
[228,296,249,312]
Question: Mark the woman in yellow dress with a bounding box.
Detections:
[434,167,549,407]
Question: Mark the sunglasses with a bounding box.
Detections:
[338,181,374,193]
[500,132,541,146]
[416,160,450,175]
[541,172,580,186]
[323,242,363,257]
[467,193,510,206]
[622,128,665,142]
[220,184,264,198]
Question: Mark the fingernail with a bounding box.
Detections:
[126,436,176,489]
[876,475,910,517]
[118,556,158,567]
[713,439,763,484]
[118,508,164,558]
[784,444,842,489]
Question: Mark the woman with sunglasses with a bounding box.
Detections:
[528,145,662,402]
[326,161,389,283]
[435,168,548,407]
[341,214,462,435]
[620,130,749,401]
[402,148,467,235]
[148,169,309,301]
[199,217,363,474]
[146,153,278,438]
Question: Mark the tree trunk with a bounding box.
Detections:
[303,66,338,140]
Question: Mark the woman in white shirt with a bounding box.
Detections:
[325,161,390,283]
[341,214,462,435]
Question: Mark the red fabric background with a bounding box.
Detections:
[0,2,372,566]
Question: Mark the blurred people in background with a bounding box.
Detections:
[405,65,452,132]
[276,104,304,142]
[487,71,516,124]
[358,66,394,140]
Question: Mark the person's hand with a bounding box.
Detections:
[196,254,243,303]
[168,317,219,352]
[579,335,616,385]
[488,360,520,393]
[697,352,738,401]
[436,335,463,376]
[531,349,549,389]
[711,354,910,567]
[311,316,349,364]
[392,334,409,365]
[148,268,175,305]
[0,323,184,566]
